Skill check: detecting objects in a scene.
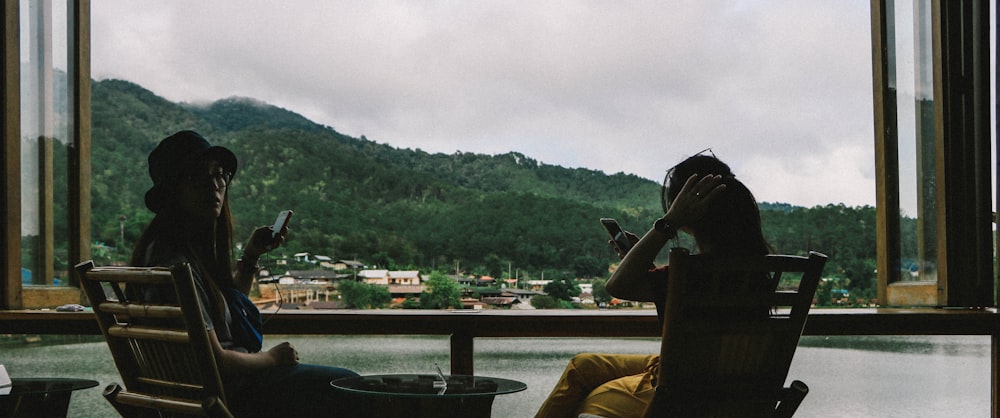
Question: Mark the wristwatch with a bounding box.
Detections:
[237,257,262,275]
[653,217,677,238]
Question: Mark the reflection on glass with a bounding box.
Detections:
[20,0,70,286]
[890,0,935,282]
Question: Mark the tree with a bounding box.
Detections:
[420,271,462,309]
[400,297,421,309]
[530,295,559,309]
[338,280,390,309]
[815,278,833,307]
[543,278,581,301]
[591,278,612,304]
[570,255,605,278]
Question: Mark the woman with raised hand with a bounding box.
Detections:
[535,152,773,418]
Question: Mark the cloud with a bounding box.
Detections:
[91,0,876,206]
[742,142,876,208]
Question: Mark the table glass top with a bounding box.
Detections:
[331,374,526,398]
[2,378,99,396]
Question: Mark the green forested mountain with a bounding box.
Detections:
[90,79,662,280]
[87,78,879,296]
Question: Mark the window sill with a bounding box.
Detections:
[886,281,938,306]
[20,286,83,309]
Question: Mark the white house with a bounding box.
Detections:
[527,280,551,291]
[358,269,390,285]
[388,271,422,285]
[504,289,545,304]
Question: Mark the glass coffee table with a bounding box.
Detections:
[0,378,100,418]
[331,373,526,418]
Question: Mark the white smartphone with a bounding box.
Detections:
[272,210,293,239]
[600,218,633,254]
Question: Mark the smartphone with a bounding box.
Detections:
[600,218,633,253]
[272,210,293,239]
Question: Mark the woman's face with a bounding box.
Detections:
[176,159,230,223]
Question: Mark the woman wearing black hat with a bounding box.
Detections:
[130,130,362,417]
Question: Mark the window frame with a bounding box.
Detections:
[871,0,994,307]
[0,0,89,309]
[2,0,22,309]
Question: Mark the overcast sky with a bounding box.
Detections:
[90,0,877,208]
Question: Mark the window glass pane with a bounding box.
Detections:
[19,0,71,286]
[890,0,936,282]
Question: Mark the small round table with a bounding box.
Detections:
[0,378,99,418]
[331,374,526,418]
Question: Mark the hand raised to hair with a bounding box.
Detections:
[662,174,726,228]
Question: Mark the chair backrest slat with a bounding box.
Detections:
[97,301,184,319]
[107,325,191,343]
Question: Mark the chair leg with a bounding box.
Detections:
[203,396,235,418]
[774,380,809,418]
[102,383,145,418]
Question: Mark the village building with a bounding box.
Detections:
[526,280,551,292]
[388,285,425,300]
[358,269,390,285]
[329,259,365,271]
[504,288,545,304]
[388,271,422,285]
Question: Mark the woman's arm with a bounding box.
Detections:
[209,329,298,376]
[233,257,259,295]
[606,174,726,301]
[606,228,673,302]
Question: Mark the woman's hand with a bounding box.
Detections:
[609,231,642,260]
[267,341,300,367]
[242,223,289,261]
[608,174,726,302]
[210,330,298,375]
[661,173,726,227]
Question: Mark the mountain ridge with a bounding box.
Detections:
[90,78,663,279]
[86,78,874,293]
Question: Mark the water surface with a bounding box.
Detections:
[1,335,988,417]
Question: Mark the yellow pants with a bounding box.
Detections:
[534,353,659,418]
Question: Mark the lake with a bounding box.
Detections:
[1,335,989,417]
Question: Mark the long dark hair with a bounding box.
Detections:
[661,154,773,256]
[129,182,237,289]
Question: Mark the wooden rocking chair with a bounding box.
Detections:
[642,248,826,418]
[76,261,233,418]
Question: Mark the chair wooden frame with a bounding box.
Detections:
[643,248,827,418]
[76,260,233,418]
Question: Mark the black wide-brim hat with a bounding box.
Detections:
[144,130,238,213]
